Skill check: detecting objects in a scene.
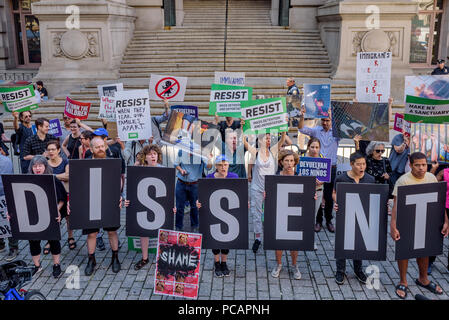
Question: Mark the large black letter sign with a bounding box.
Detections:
[264,175,316,251]
[395,182,446,260]
[2,174,61,240]
[198,178,248,249]
[69,159,121,229]
[126,166,175,237]
[335,183,389,261]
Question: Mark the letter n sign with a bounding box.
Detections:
[335,183,389,261]
[395,182,446,261]
[1,174,61,240]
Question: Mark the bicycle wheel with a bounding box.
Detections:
[24,290,46,300]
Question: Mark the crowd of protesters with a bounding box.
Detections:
[0,77,448,301]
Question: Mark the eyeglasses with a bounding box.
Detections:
[375,149,385,153]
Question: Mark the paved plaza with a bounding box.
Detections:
[2,206,449,301]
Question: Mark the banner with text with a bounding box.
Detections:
[356,51,392,103]
[97,83,124,98]
[405,95,449,124]
[154,229,202,299]
[32,118,62,137]
[98,96,117,121]
[209,84,253,117]
[64,97,91,120]
[171,105,198,119]
[214,71,245,86]
[297,157,331,182]
[0,85,39,112]
[241,97,288,134]
[114,90,152,141]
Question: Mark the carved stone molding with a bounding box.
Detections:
[53,30,99,60]
[352,29,399,57]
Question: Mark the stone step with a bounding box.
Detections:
[128,41,325,47]
[124,48,328,54]
[119,72,333,78]
[121,58,331,64]
[119,62,331,69]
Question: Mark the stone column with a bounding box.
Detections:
[289,0,326,30]
[176,0,184,26]
[270,0,279,26]
[0,0,15,70]
[317,0,418,101]
[127,0,164,30]
[32,0,136,96]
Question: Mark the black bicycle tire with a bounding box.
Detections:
[24,290,46,300]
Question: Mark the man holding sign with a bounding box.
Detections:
[390,152,449,299]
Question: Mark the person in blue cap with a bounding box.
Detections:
[197,154,238,277]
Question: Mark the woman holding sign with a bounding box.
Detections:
[243,127,286,253]
[123,145,176,271]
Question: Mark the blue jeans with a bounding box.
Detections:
[175,180,199,230]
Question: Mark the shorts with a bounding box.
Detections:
[82,226,120,235]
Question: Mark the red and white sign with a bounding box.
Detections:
[356,52,392,103]
[149,74,187,102]
[64,97,91,120]
[154,229,201,299]
[98,96,116,121]
[393,113,411,137]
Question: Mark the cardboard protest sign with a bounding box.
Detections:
[241,97,288,134]
[393,113,411,136]
[198,178,248,249]
[126,166,175,237]
[0,196,11,239]
[303,84,331,118]
[98,96,117,121]
[297,157,331,182]
[171,105,198,119]
[154,229,202,299]
[356,52,392,103]
[214,71,245,86]
[32,119,62,137]
[409,122,449,163]
[0,85,39,112]
[97,83,123,98]
[404,75,449,100]
[114,90,152,141]
[106,122,118,139]
[209,84,253,117]
[395,182,446,260]
[331,101,389,141]
[405,95,449,124]
[65,97,91,120]
[162,110,220,160]
[68,159,121,230]
[149,74,188,102]
[1,175,61,240]
[335,183,389,261]
[263,175,316,251]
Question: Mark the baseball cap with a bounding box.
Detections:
[93,128,108,137]
[215,155,229,164]
[437,59,445,63]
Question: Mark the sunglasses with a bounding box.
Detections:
[375,149,385,153]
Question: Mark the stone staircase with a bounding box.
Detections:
[2,0,401,134]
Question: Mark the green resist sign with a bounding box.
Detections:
[209,84,252,117]
[241,97,288,134]
[0,85,39,112]
[127,237,157,253]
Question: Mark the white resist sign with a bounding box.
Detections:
[356,52,392,103]
[114,90,153,141]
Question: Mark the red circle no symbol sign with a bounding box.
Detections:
[155,77,180,100]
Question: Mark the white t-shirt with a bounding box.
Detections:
[251,151,276,192]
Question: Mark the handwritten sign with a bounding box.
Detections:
[98,96,117,121]
[356,52,392,103]
[114,90,152,141]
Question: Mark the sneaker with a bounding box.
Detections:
[252,239,261,253]
[271,264,282,278]
[355,270,367,284]
[292,266,302,280]
[96,236,106,251]
[214,262,223,277]
[335,272,345,285]
[32,264,43,277]
[5,248,18,262]
[52,264,62,278]
[221,262,230,277]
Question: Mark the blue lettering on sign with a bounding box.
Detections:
[220,77,245,85]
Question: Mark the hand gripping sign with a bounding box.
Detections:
[149,74,188,102]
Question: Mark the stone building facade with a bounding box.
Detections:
[0,0,448,97]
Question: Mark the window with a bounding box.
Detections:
[410,0,445,66]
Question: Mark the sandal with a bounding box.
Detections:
[68,238,77,250]
[134,258,149,271]
[415,279,443,295]
[395,284,408,299]
[43,242,50,255]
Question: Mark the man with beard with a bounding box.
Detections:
[82,136,121,276]
[12,111,33,173]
